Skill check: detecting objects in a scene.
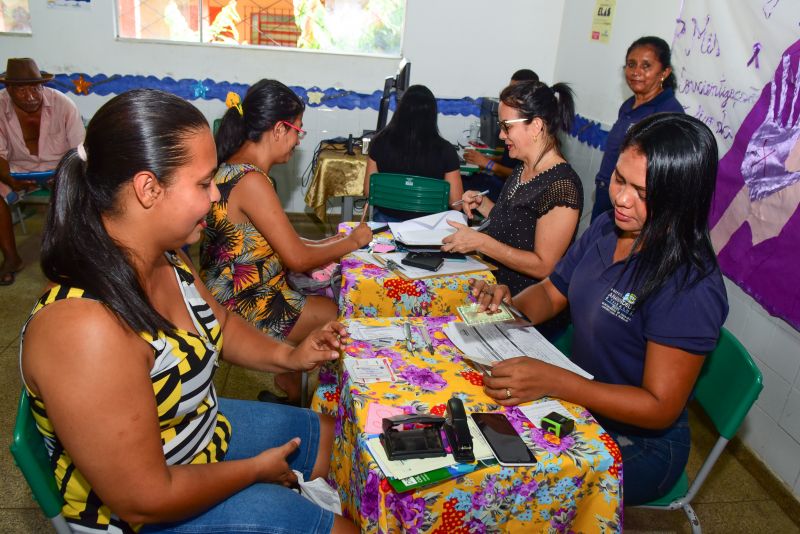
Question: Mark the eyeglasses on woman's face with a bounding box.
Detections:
[280,120,307,139]
[497,118,530,135]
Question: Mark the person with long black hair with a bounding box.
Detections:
[201,79,371,403]
[20,89,357,533]
[363,84,463,221]
[442,80,582,337]
[470,113,728,505]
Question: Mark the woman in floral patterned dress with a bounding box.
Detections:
[200,79,371,401]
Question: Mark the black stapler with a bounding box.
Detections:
[445,397,475,463]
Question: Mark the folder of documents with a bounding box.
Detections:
[389,210,467,246]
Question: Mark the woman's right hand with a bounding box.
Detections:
[254,438,301,487]
[289,321,347,371]
[469,279,512,312]
[460,190,485,219]
[348,222,373,249]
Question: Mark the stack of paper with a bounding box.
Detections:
[442,321,594,380]
[375,252,491,279]
[389,210,467,246]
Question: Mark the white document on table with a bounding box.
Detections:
[343,357,397,384]
[350,250,385,268]
[389,210,467,246]
[347,323,406,342]
[375,252,490,279]
[518,400,574,428]
[442,321,593,380]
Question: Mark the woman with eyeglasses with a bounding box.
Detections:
[363,84,464,221]
[442,80,581,338]
[470,114,727,505]
[590,36,684,221]
[201,79,372,403]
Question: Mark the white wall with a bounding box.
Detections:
[0,0,564,212]
[554,0,800,501]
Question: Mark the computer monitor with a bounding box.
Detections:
[376,59,411,131]
[479,97,501,147]
[395,58,411,100]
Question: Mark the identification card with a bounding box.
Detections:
[457,303,514,325]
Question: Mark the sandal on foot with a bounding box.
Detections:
[0,271,16,286]
[257,389,297,405]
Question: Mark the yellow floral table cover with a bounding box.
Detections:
[337,224,496,319]
[305,145,368,221]
[313,316,623,533]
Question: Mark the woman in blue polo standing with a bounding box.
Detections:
[591,35,684,221]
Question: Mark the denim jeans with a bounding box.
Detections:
[605,416,691,506]
[591,181,614,222]
[141,398,334,534]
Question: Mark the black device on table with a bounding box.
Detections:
[380,414,446,461]
[541,412,575,438]
[471,412,537,466]
[399,246,466,261]
[402,252,444,272]
[445,398,474,463]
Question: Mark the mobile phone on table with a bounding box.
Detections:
[470,412,537,466]
[369,223,390,234]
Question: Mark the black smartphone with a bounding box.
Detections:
[402,252,444,272]
[470,412,537,466]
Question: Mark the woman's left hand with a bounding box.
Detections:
[441,220,486,253]
[483,357,563,405]
[289,321,348,371]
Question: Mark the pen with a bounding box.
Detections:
[360,202,370,224]
[403,322,416,354]
[385,259,405,271]
[451,190,490,207]
[474,217,491,232]
[420,325,434,355]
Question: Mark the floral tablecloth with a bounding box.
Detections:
[337,224,496,319]
[313,317,623,533]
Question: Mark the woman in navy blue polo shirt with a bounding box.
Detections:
[591,36,685,222]
[472,113,728,505]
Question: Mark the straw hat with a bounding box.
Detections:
[0,58,53,85]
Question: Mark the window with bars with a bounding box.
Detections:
[116,0,405,56]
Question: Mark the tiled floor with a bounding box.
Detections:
[2,208,799,533]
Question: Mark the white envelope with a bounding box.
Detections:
[389,210,467,246]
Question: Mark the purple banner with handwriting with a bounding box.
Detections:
[709,39,800,330]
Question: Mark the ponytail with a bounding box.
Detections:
[40,89,208,336]
[215,105,247,165]
[214,79,305,165]
[550,83,575,134]
[500,80,575,150]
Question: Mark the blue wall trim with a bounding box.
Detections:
[47,72,481,116]
[47,72,607,148]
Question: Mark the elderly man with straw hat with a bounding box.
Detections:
[0,57,84,285]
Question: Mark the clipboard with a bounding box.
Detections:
[372,252,497,280]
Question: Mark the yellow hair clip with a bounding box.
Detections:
[226,91,243,117]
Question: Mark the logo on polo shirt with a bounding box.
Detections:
[601,288,637,323]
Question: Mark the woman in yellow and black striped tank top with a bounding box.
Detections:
[19,90,356,534]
